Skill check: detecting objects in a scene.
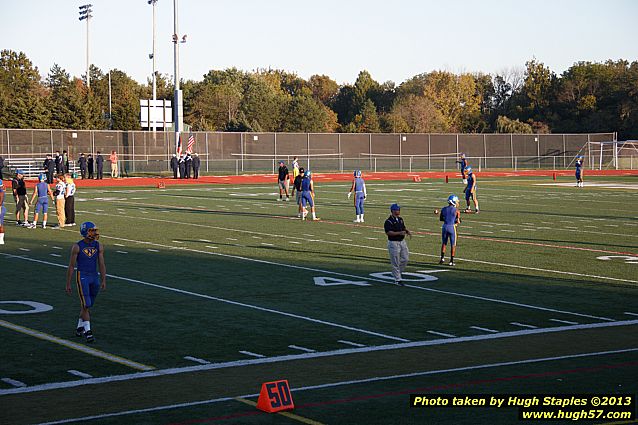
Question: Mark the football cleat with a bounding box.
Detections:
[75,327,85,337]
[449,261,455,266]
[439,258,445,265]
[85,330,95,343]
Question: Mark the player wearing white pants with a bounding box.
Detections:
[384,203,411,286]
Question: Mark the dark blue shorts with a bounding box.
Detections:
[35,197,49,214]
[76,271,100,308]
[301,191,314,207]
[442,225,457,246]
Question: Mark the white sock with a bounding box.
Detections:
[77,318,84,328]
[83,321,91,332]
[43,221,46,227]
[0,233,4,244]
[312,212,316,219]
[361,214,364,221]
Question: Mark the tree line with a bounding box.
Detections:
[1,49,636,139]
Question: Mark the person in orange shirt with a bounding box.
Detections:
[109,150,119,178]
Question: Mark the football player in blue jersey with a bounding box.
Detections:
[575,155,584,187]
[457,153,469,184]
[347,170,367,223]
[439,195,461,266]
[65,222,106,343]
[28,174,54,229]
[300,170,319,220]
[463,167,479,214]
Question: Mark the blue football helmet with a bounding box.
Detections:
[390,203,401,211]
[465,166,473,174]
[354,170,362,178]
[0,179,4,187]
[305,170,312,178]
[38,173,46,182]
[448,194,459,205]
[80,221,98,239]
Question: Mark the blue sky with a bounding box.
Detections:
[2,0,637,85]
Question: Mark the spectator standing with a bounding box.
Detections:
[52,174,66,228]
[64,174,76,226]
[54,151,64,174]
[87,154,94,179]
[78,153,87,179]
[170,154,179,179]
[292,167,305,217]
[0,155,4,180]
[109,150,119,178]
[96,152,104,179]
[192,153,201,179]
[63,150,70,174]
[44,154,55,183]
[12,170,30,226]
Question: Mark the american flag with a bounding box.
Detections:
[176,134,182,156]
[186,133,195,154]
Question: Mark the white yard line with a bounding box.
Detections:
[239,351,265,358]
[338,340,366,347]
[549,319,579,325]
[470,326,499,333]
[624,312,638,317]
[50,254,61,258]
[116,251,128,254]
[510,322,538,329]
[183,356,210,365]
[1,377,26,388]
[427,330,457,338]
[288,345,316,353]
[67,370,93,379]
[4,320,637,400]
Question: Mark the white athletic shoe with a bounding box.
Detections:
[353,218,360,223]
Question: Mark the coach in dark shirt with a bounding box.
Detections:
[96,152,104,179]
[384,203,411,286]
[78,153,87,179]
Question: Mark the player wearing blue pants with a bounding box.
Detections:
[29,174,54,229]
[300,170,319,221]
[575,155,584,187]
[463,167,479,214]
[457,153,469,184]
[0,179,6,244]
[439,195,461,266]
[66,222,106,343]
[347,170,367,223]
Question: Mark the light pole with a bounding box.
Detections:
[172,0,186,153]
[78,4,93,89]
[148,0,158,132]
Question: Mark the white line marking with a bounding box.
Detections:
[0,254,409,343]
[427,330,457,338]
[198,239,211,243]
[116,251,128,254]
[113,244,125,247]
[252,236,262,239]
[365,237,378,240]
[183,356,210,365]
[624,312,638,317]
[19,248,30,252]
[50,254,61,258]
[52,246,63,250]
[226,238,238,241]
[67,370,93,379]
[289,241,301,244]
[338,340,366,347]
[327,232,339,236]
[0,319,154,372]
[25,346,638,424]
[260,243,274,246]
[288,345,316,353]
[205,245,218,249]
[510,322,538,329]
[239,351,265,358]
[1,377,26,388]
[340,238,352,241]
[171,240,184,244]
[549,319,579,325]
[147,249,159,252]
[470,326,499,333]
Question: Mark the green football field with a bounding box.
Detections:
[1,175,637,425]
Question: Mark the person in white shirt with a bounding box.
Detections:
[64,174,77,226]
[52,174,66,229]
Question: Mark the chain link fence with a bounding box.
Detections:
[0,129,622,175]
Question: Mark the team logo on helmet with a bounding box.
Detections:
[448,194,459,205]
[465,166,473,174]
[354,170,362,178]
[80,221,98,239]
[38,173,46,182]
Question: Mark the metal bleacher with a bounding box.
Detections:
[3,158,78,179]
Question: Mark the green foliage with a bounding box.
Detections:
[0,50,637,138]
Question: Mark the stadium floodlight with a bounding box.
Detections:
[78,4,94,89]
[148,0,158,132]
[172,0,185,153]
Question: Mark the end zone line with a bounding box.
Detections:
[0,319,154,372]
[29,347,638,425]
[4,319,638,398]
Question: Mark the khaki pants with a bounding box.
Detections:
[387,240,409,282]
[111,163,119,178]
[56,198,65,227]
